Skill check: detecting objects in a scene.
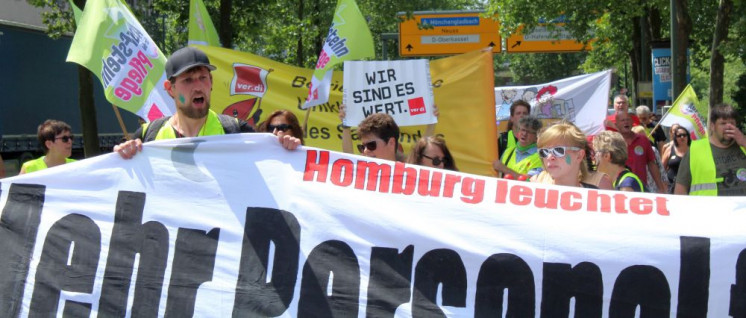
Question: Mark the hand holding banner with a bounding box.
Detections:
[343,60,436,127]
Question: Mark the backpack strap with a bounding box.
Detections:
[141,116,171,142]
[217,114,241,134]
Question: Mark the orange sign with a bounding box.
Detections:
[506,24,593,53]
[398,12,500,56]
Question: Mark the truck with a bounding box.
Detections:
[0,21,140,176]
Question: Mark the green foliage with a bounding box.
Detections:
[507,53,586,84]
[25,0,76,38]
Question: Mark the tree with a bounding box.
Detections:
[26,0,100,157]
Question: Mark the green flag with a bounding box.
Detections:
[66,0,174,121]
[69,0,82,23]
[303,0,374,109]
[188,0,221,47]
[659,84,708,140]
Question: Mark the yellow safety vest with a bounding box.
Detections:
[22,156,76,173]
[143,110,226,140]
[689,138,746,196]
[501,146,542,175]
[506,130,516,151]
[612,169,645,192]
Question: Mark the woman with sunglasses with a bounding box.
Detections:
[20,119,76,174]
[661,126,691,193]
[258,110,304,145]
[592,131,646,192]
[407,136,458,171]
[530,122,596,188]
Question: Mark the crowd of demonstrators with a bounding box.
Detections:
[20,119,77,175]
[113,46,300,159]
[530,122,598,188]
[497,100,531,159]
[661,126,691,193]
[492,115,542,179]
[675,104,746,196]
[593,131,646,192]
[8,48,744,199]
[257,109,305,145]
[407,136,458,171]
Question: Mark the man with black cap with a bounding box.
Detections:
[114,47,299,158]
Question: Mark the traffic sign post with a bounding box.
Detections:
[398,11,500,57]
[506,24,592,53]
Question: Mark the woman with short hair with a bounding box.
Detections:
[20,119,76,174]
[593,131,646,192]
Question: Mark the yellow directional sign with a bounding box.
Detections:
[399,12,501,56]
[506,24,593,53]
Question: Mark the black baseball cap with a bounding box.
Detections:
[165,47,216,79]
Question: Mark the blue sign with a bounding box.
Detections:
[651,47,690,112]
[420,17,479,27]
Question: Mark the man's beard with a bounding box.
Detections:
[180,101,210,119]
[720,135,735,147]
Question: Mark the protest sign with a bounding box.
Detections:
[1,134,746,316]
[343,60,436,127]
[199,45,497,176]
[659,84,707,140]
[66,0,174,121]
[495,70,611,136]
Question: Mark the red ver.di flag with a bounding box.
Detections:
[67,0,175,121]
[343,60,436,127]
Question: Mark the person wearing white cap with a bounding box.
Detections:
[114,47,300,158]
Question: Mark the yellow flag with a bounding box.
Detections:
[188,0,221,46]
[199,45,497,176]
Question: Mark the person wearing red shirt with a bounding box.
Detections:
[617,112,666,193]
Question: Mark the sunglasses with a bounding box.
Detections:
[54,135,73,143]
[357,140,378,153]
[676,134,688,138]
[267,124,291,132]
[422,154,445,166]
[538,146,582,159]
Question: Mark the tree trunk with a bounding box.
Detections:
[709,0,733,106]
[649,8,662,40]
[671,0,691,99]
[219,0,233,48]
[629,15,641,97]
[77,66,100,157]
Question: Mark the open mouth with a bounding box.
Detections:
[193,97,205,105]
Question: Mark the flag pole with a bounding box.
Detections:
[111,104,131,140]
[302,108,312,134]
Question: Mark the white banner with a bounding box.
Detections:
[1,134,746,317]
[495,70,611,136]
[343,60,436,127]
